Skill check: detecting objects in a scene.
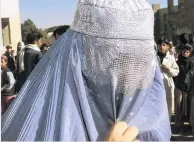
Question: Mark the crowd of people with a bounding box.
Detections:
[1,0,194,141]
[1,26,68,113]
[156,34,194,136]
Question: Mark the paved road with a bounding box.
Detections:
[171,115,194,141]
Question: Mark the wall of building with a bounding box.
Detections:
[168,0,174,12]
[153,0,193,42]
[1,0,20,18]
[179,0,184,5]
[158,8,168,36]
[9,16,22,50]
[152,4,160,39]
[169,0,194,38]
[0,17,3,55]
[152,5,170,39]
[1,0,22,53]
[2,19,10,46]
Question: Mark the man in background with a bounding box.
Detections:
[3,45,16,73]
[18,31,43,90]
[53,25,69,40]
[1,55,16,114]
[40,43,49,54]
[175,44,193,133]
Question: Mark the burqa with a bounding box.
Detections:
[2,0,171,141]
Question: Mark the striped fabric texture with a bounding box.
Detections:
[1,30,171,141]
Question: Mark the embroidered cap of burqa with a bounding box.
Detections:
[1,0,171,141]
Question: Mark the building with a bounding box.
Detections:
[1,0,22,54]
[153,0,194,43]
[168,0,194,41]
[152,2,178,41]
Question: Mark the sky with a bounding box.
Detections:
[19,0,178,29]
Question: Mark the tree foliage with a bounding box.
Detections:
[21,19,47,44]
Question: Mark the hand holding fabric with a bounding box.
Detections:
[105,121,139,142]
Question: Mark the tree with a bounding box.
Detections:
[21,19,37,43]
[21,19,47,44]
[38,28,47,38]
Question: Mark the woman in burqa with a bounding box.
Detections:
[1,0,171,141]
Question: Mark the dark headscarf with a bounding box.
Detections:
[180,33,189,45]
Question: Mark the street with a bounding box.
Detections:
[171,115,194,141]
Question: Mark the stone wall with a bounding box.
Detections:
[169,0,194,35]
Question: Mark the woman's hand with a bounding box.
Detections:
[105,121,139,142]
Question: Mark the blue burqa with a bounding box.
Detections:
[1,0,171,141]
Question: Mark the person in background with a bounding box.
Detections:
[185,64,194,136]
[15,42,25,93]
[176,33,190,60]
[11,50,17,60]
[1,56,16,114]
[175,44,193,133]
[157,37,179,120]
[189,36,193,44]
[18,31,42,90]
[3,45,16,72]
[175,45,182,61]
[40,43,49,54]
[180,33,190,48]
[17,42,25,57]
[16,41,25,72]
[169,41,176,56]
[53,25,70,40]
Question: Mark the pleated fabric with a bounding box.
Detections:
[1,30,171,141]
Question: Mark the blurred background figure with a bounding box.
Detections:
[40,43,49,54]
[1,55,16,114]
[169,41,176,57]
[17,31,43,92]
[175,45,182,61]
[180,33,190,48]
[157,37,179,120]
[174,43,193,133]
[16,41,25,74]
[15,42,25,94]
[53,25,70,40]
[3,45,16,73]
[17,42,25,57]
[185,64,194,136]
